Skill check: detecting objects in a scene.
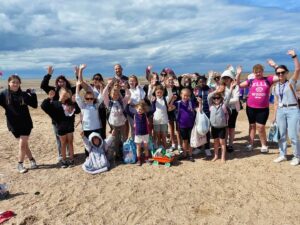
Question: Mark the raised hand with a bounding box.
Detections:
[236,65,242,76]
[267,59,277,68]
[287,49,296,57]
[79,64,87,70]
[74,66,79,76]
[208,70,214,78]
[230,80,237,90]
[48,90,55,99]
[47,66,54,75]
[76,80,82,86]
[150,96,156,102]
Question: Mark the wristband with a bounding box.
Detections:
[292,55,297,59]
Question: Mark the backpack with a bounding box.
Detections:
[209,103,230,128]
[122,138,137,164]
[106,97,127,120]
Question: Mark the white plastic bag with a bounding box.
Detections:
[196,111,210,135]
[190,124,207,148]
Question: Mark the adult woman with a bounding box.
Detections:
[0,75,38,173]
[269,50,300,166]
[236,64,279,152]
[221,66,241,152]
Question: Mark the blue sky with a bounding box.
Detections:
[0,0,300,79]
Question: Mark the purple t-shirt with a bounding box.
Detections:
[246,76,274,108]
[175,100,196,129]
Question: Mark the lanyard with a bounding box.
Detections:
[278,82,286,102]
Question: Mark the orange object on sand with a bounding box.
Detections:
[152,156,174,163]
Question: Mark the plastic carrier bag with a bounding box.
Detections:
[191,123,207,148]
[267,122,280,143]
[123,138,137,164]
[196,111,210,135]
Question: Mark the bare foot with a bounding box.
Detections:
[221,158,226,163]
[212,156,218,162]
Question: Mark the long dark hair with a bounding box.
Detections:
[7,74,24,105]
[55,75,72,90]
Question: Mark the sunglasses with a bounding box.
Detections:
[85,98,94,101]
[214,77,220,81]
[213,97,221,100]
[275,71,286,76]
[93,77,102,81]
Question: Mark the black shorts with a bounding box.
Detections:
[211,126,226,139]
[228,109,238,129]
[168,111,176,122]
[11,129,32,138]
[246,106,269,125]
[179,128,192,141]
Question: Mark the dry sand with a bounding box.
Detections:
[0,80,300,225]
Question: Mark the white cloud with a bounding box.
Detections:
[0,0,300,77]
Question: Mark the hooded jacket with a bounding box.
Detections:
[82,132,113,174]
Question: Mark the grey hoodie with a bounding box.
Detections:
[82,132,114,175]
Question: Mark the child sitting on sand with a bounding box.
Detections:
[81,131,114,174]
[208,81,235,162]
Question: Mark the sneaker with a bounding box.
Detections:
[205,149,212,157]
[188,156,195,162]
[30,158,38,169]
[260,146,269,153]
[227,145,234,153]
[245,144,253,152]
[68,159,75,168]
[178,146,183,154]
[178,153,187,161]
[136,160,142,166]
[60,160,68,168]
[290,157,300,166]
[57,156,63,163]
[17,163,28,173]
[169,146,175,152]
[192,148,201,155]
[273,156,287,163]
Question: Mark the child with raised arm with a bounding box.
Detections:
[76,64,107,138]
[41,88,80,168]
[102,79,130,160]
[148,85,171,149]
[127,75,146,139]
[170,88,200,162]
[125,100,155,166]
[208,81,235,162]
[0,75,38,173]
[75,78,103,157]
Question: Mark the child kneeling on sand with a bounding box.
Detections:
[81,132,114,174]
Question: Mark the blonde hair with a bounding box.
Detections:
[253,64,264,73]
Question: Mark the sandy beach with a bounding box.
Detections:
[0,80,300,225]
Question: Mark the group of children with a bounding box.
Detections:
[2,55,299,174]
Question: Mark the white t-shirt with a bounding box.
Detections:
[108,101,127,127]
[153,97,169,125]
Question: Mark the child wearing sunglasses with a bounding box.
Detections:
[75,80,103,157]
[208,81,235,162]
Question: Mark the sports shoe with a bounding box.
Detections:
[273,156,287,163]
[245,144,253,152]
[227,145,234,153]
[192,148,201,155]
[17,163,28,173]
[260,146,269,153]
[205,149,212,156]
[30,158,38,169]
[60,160,68,168]
[68,159,75,168]
[136,160,142,166]
[290,157,300,166]
[178,146,183,154]
[188,156,195,162]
